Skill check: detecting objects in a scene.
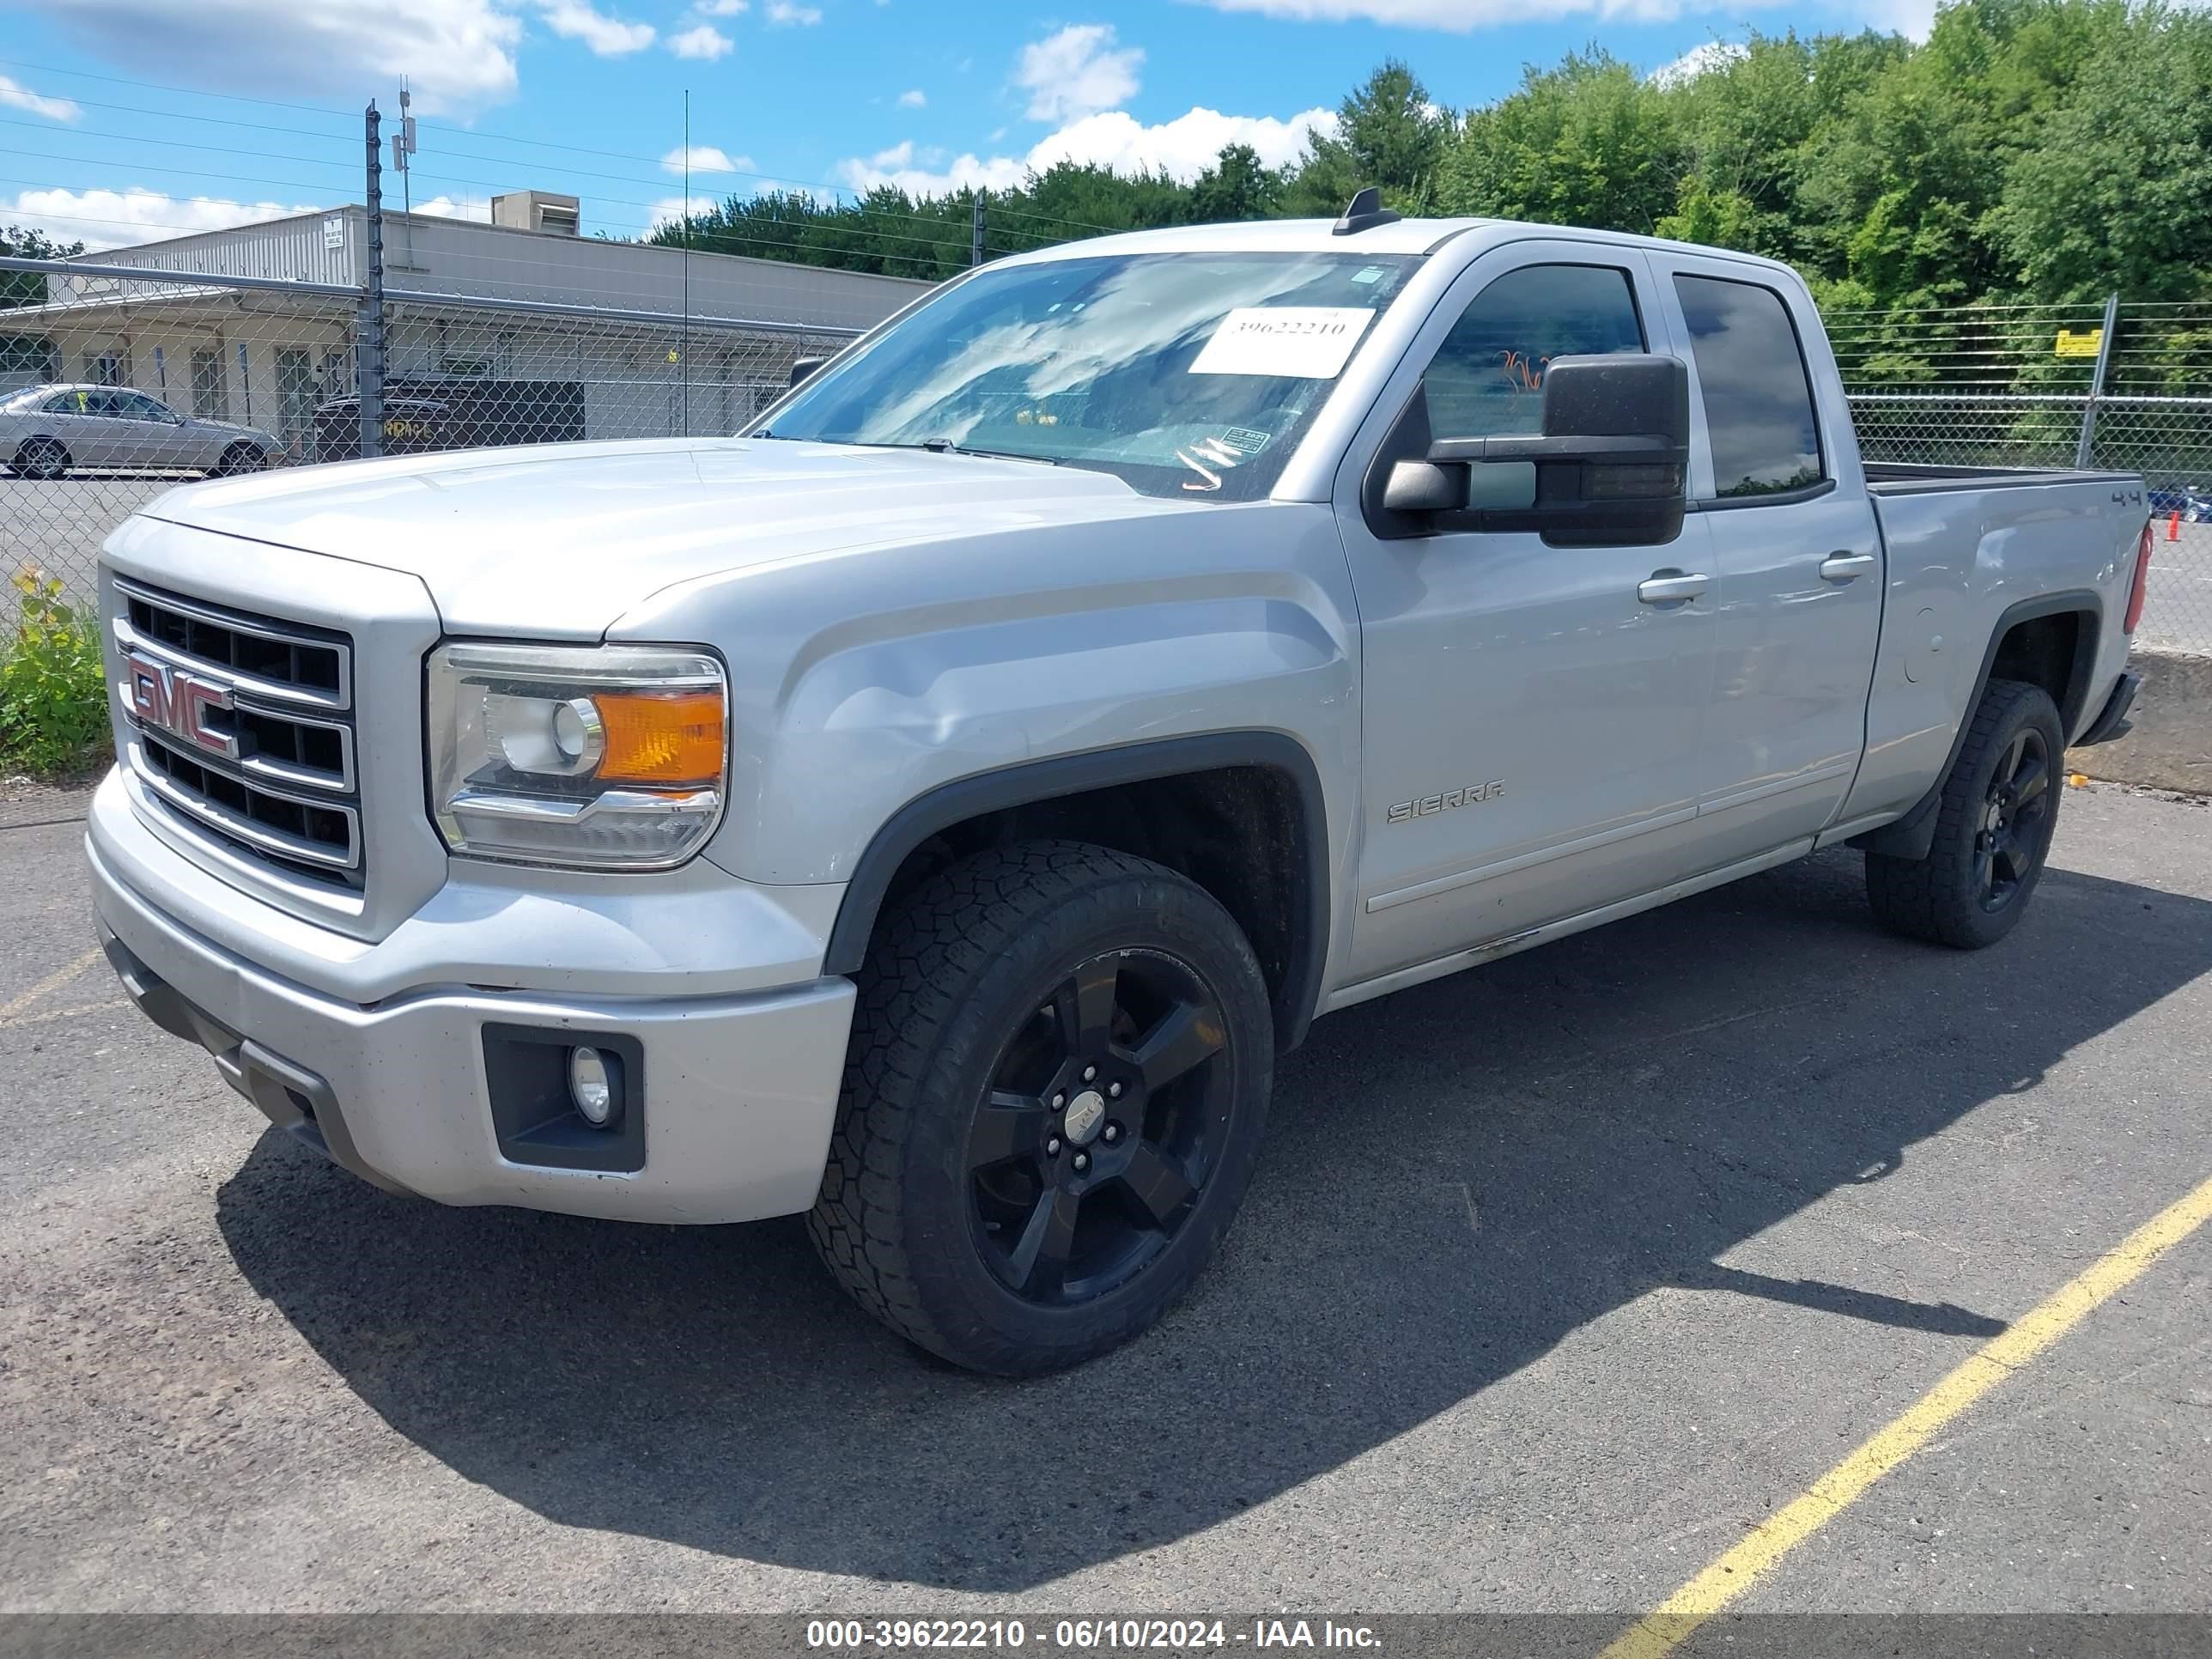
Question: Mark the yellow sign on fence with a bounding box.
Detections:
[2055,328,2104,359]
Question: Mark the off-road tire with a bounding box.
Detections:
[807,840,1274,1376]
[1865,678,2065,949]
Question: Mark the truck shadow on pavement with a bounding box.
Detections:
[216,846,2212,1591]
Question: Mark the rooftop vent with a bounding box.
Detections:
[491,191,581,236]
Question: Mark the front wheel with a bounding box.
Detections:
[211,441,268,477]
[808,841,1274,1375]
[1865,678,2065,949]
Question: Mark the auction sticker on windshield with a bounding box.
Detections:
[1190,307,1376,380]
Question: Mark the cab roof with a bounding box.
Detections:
[997,216,1802,283]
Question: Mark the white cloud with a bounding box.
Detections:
[1859,0,1940,38]
[647,193,720,230]
[666,21,732,56]
[410,194,494,221]
[35,0,522,114]
[836,104,1338,198]
[896,88,927,108]
[537,0,655,53]
[694,0,747,10]
[660,143,755,173]
[0,76,82,123]
[1036,105,1335,179]
[0,186,326,252]
[1195,0,1706,26]
[1016,23,1143,123]
[766,0,822,21]
[1649,40,1748,86]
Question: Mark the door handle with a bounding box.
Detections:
[1637,572,1710,605]
[1820,551,1878,582]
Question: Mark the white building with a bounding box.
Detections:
[2,193,931,459]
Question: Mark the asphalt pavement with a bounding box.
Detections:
[1,784,2207,1622]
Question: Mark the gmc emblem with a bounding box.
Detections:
[124,651,237,760]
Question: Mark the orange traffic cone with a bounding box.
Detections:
[2171,511,2183,542]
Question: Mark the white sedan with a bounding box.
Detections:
[1,383,279,479]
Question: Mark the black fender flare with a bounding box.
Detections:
[1853,588,2103,861]
[821,732,1332,1051]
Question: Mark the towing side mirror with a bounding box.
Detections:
[1372,355,1692,547]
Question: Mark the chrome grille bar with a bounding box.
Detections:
[112,577,364,888]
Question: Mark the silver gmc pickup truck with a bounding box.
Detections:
[88,201,2153,1375]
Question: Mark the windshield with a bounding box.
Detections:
[762,251,1420,501]
[0,386,49,411]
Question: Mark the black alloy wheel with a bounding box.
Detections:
[967,948,1231,1307]
[1864,677,2066,949]
[809,840,1275,1375]
[1975,725,2052,913]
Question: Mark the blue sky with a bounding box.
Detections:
[0,0,1934,252]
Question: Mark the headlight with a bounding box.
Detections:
[426,642,727,869]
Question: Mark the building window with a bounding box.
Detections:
[191,348,228,418]
[89,350,125,386]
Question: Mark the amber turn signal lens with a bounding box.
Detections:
[593,691,725,783]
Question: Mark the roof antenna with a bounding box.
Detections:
[1333,185,1401,236]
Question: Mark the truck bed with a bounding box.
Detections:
[1864,462,2143,497]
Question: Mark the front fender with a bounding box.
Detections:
[611,501,1364,998]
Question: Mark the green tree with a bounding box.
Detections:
[1993,4,2212,301]
[1439,51,1683,234]
[1187,143,1285,224]
[1287,59,1451,215]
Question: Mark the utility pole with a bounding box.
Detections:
[970,190,986,268]
[359,100,386,461]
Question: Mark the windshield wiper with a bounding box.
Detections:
[917,439,1063,466]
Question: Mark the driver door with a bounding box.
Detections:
[1334,242,1719,988]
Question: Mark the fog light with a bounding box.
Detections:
[569,1045,614,1126]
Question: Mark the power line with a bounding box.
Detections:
[0,57,356,125]
[0,113,353,169]
[0,60,1131,240]
[0,147,356,202]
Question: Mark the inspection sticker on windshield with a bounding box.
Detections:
[1189,307,1376,380]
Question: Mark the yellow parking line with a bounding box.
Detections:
[0,946,103,1022]
[1601,1171,2212,1659]
[0,1001,119,1032]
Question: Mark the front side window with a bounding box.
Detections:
[1674,274,1824,500]
[764,251,1421,501]
[1423,264,1646,441]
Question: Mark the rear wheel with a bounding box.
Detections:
[808,841,1273,1375]
[1865,678,2064,949]
[13,437,69,480]
[211,441,268,477]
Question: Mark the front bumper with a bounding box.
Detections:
[90,783,858,1225]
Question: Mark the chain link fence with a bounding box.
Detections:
[1828,298,2212,660]
[5,266,2209,829]
[2,263,862,605]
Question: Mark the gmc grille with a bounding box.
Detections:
[113,578,365,890]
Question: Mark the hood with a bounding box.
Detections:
[141,437,1192,635]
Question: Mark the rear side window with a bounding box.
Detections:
[1424,264,1646,441]
[1673,274,1824,500]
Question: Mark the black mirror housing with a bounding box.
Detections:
[1366,355,1692,547]
[788,356,828,388]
